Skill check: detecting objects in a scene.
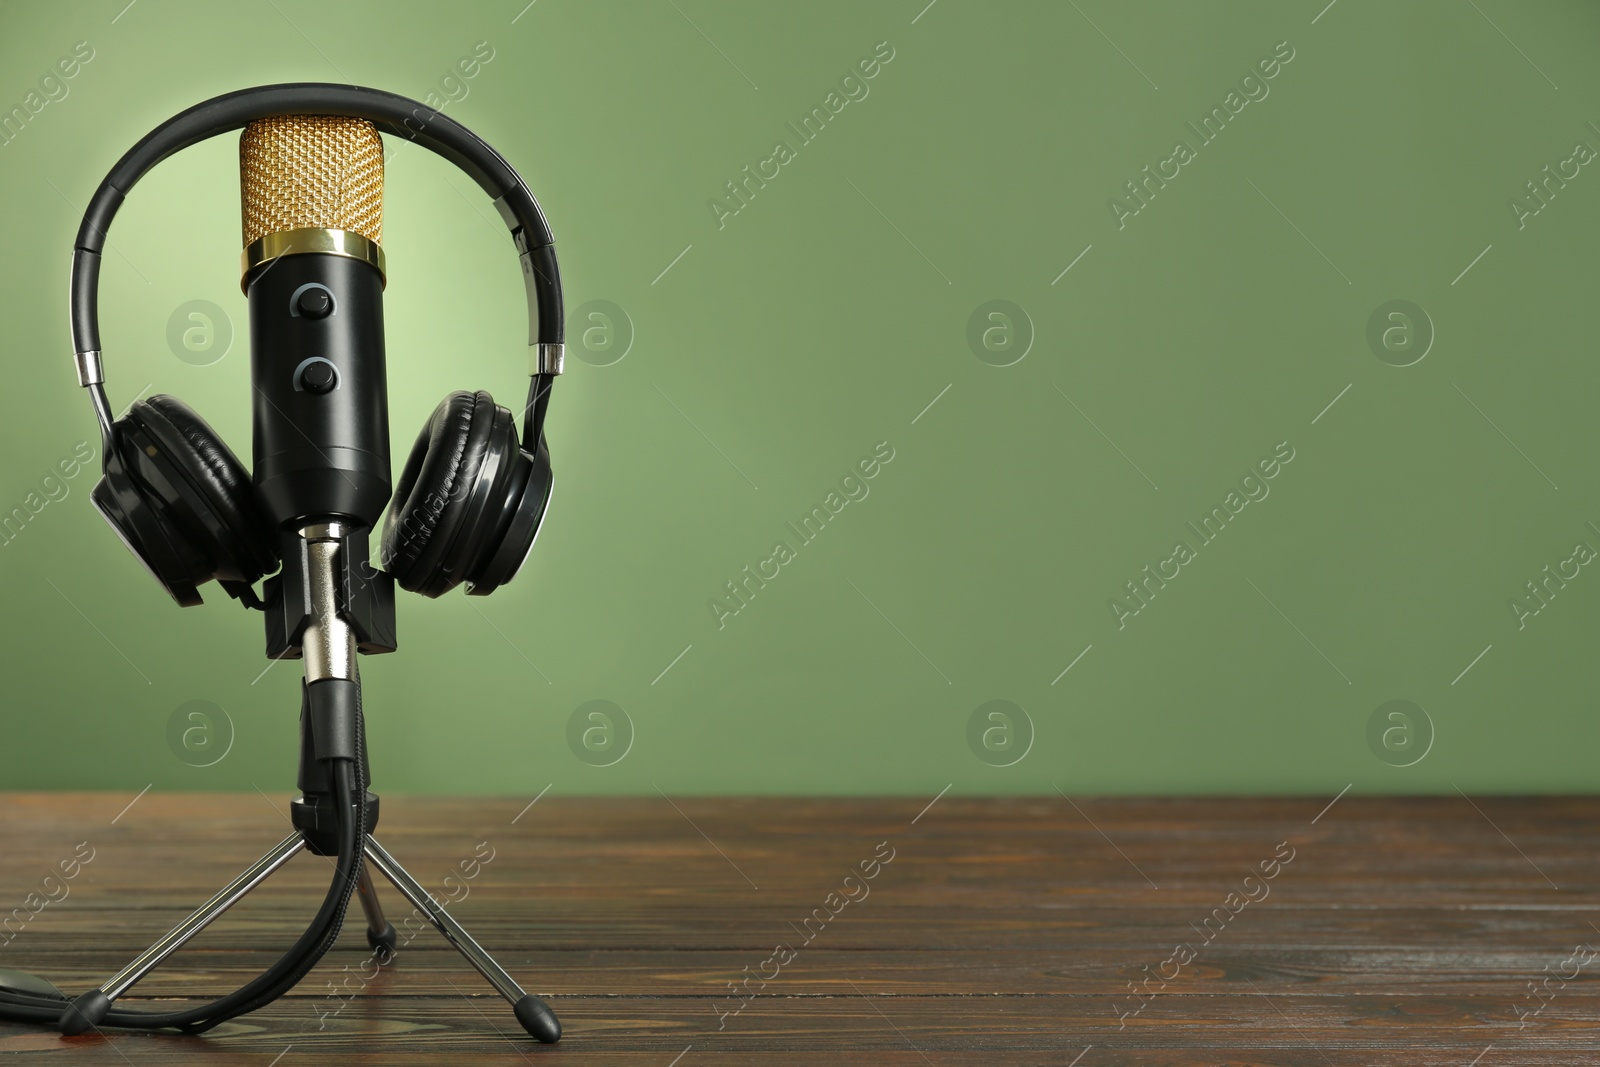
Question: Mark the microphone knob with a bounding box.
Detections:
[299,359,338,395]
[296,287,334,319]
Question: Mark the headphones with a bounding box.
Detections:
[69,84,564,606]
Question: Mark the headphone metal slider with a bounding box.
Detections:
[74,349,104,387]
[532,343,565,376]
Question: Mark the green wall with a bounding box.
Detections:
[2,0,1598,796]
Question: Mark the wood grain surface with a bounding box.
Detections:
[1,791,1598,1064]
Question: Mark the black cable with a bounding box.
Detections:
[109,761,362,1031]
[171,758,365,1033]
[0,757,364,1033]
[169,689,372,1031]
[181,692,370,1033]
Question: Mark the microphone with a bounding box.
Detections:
[241,115,392,529]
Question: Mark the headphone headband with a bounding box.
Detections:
[70,83,564,443]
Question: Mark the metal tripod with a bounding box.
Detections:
[82,523,560,1042]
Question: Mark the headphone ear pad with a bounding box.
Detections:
[130,396,277,581]
[382,391,495,595]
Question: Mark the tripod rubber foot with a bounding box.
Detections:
[59,990,111,1036]
[366,921,398,961]
[514,994,561,1042]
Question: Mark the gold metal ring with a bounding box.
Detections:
[240,227,386,291]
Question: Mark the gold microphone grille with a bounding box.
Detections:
[240,115,383,248]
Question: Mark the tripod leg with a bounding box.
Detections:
[100,833,307,1000]
[355,866,398,960]
[61,833,308,1033]
[363,835,560,1043]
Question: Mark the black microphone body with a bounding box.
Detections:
[248,252,391,528]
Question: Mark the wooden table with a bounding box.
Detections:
[0,791,1597,1064]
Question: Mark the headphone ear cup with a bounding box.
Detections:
[131,396,277,581]
[90,396,276,605]
[382,390,546,598]
[462,431,552,597]
[382,391,494,596]
[91,451,210,607]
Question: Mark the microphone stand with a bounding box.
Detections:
[77,522,561,1042]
